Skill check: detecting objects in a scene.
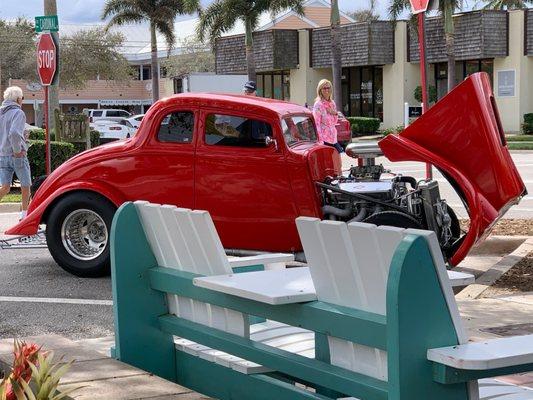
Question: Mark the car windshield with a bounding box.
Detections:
[282,115,317,146]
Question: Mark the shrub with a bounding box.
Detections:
[28,129,55,141]
[414,85,437,104]
[27,140,76,179]
[347,117,381,136]
[29,129,100,153]
[522,113,533,135]
[382,125,405,136]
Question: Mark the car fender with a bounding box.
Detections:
[5,181,126,236]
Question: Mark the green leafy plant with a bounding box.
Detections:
[382,125,405,136]
[414,85,438,104]
[27,141,76,179]
[27,130,55,141]
[522,113,533,135]
[347,117,381,136]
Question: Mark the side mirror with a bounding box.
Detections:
[265,136,278,151]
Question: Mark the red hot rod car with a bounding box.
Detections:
[6,72,526,277]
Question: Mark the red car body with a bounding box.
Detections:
[6,73,526,269]
[335,113,352,146]
[8,95,341,253]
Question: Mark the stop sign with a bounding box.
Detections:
[409,0,430,14]
[37,33,57,86]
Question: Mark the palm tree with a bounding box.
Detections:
[390,0,462,93]
[102,0,199,103]
[330,0,342,112]
[482,0,532,9]
[197,0,306,83]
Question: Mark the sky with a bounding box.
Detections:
[0,0,395,24]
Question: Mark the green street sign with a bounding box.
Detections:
[35,15,59,32]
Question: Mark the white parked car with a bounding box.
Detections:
[126,114,144,129]
[83,108,132,123]
[90,119,136,143]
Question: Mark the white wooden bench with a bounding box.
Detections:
[112,202,533,399]
[132,201,312,374]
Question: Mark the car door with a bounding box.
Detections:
[132,108,197,208]
[195,109,300,252]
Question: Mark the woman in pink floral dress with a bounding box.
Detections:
[312,79,343,153]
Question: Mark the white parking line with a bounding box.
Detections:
[0,296,112,306]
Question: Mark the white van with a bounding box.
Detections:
[82,108,132,122]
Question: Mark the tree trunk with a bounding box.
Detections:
[330,0,342,113]
[444,3,456,93]
[150,22,160,104]
[245,18,256,83]
[44,0,59,132]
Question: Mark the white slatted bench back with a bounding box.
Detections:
[134,201,249,337]
[295,217,468,384]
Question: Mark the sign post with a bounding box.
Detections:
[36,32,58,175]
[409,0,433,179]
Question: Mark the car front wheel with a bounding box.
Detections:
[46,192,116,277]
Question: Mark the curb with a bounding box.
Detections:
[456,237,533,300]
[0,203,20,213]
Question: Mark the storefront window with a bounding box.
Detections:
[434,59,494,100]
[256,71,290,100]
[264,75,272,98]
[343,66,383,120]
[273,74,282,99]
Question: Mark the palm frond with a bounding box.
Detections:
[104,11,145,30]
[101,0,140,20]
[155,19,176,52]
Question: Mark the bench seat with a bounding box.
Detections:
[174,320,314,374]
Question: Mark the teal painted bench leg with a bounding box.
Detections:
[111,202,177,382]
[387,235,468,400]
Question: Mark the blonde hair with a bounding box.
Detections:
[3,86,23,102]
[315,79,333,102]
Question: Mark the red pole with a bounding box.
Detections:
[44,85,51,175]
[417,12,433,180]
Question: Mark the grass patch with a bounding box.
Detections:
[0,193,21,203]
[506,134,533,142]
[508,142,533,150]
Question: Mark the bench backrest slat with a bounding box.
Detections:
[296,217,466,383]
[134,201,248,337]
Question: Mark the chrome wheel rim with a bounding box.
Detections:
[61,209,108,261]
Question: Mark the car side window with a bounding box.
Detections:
[118,110,130,117]
[157,111,194,143]
[106,110,119,117]
[92,111,103,117]
[205,114,272,147]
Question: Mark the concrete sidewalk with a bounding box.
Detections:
[0,335,210,400]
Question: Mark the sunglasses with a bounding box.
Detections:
[322,87,331,90]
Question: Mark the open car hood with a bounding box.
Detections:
[379,72,526,266]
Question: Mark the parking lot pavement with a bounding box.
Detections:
[0,212,114,340]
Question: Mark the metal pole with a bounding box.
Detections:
[417,12,433,180]
[44,85,51,175]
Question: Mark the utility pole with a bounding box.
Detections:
[44,0,59,132]
[330,0,342,113]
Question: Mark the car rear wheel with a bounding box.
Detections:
[46,192,116,277]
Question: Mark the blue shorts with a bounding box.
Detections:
[0,156,32,187]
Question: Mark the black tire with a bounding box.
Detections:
[46,191,116,277]
[363,210,423,230]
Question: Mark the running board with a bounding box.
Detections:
[0,230,47,249]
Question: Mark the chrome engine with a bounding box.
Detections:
[319,143,462,259]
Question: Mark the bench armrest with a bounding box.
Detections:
[228,253,294,270]
[428,334,533,384]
